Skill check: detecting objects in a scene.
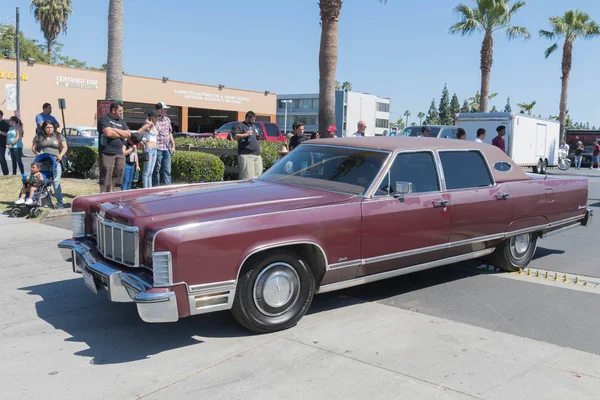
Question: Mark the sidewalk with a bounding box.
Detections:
[1,214,599,400]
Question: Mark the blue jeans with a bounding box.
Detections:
[142,147,158,188]
[575,156,582,169]
[153,149,172,186]
[10,147,24,175]
[53,161,63,206]
[121,163,135,190]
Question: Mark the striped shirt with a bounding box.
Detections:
[156,115,172,151]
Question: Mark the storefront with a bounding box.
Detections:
[0,57,276,138]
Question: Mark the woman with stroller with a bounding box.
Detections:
[32,120,67,209]
[6,116,25,175]
[137,110,159,188]
[15,161,44,205]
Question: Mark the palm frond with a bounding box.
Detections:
[544,43,558,58]
[506,25,530,40]
[508,0,527,16]
[539,29,557,40]
[449,3,483,35]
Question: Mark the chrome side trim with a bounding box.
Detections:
[187,280,237,316]
[317,248,495,294]
[509,214,586,237]
[329,260,362,270]
[189,280,236,294]
[540,222,582,238]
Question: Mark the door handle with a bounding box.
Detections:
[432,199,449,208]
[495,192,510,200]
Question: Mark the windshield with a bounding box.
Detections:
[80,129,98,137]
[260,145,389,196]
[216,122,237,133]
[399,126,441,137]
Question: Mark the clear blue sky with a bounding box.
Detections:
[4,0,600,126]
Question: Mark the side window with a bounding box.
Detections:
[439,151,493,190]
[377,152,440,195]
[265,123,280,138]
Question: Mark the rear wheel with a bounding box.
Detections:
[490,233,538,272]
[540,159,548,174]
[231,250,315,333]
[533,159,543,174]
[29,207,42,218]
[10,208,21,218]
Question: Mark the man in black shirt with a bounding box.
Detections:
[97,102,131,192]
[232,111,263,179]
[0,110,9,175]
[288,121,306,151]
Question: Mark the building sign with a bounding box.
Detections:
[173,89,250,105]
[56,75,98,90]
[0,70,28,80]
[5,84,16,110]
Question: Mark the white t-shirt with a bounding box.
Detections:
[475,138,483,143]
[352,132,363,137]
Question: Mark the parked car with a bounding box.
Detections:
[399,125,459,139]
[59,137,591,333]
[173,132,213,139]
[214,121,285,142]
[62,126,98,147]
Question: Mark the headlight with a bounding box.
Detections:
[152,251,172,287]
[72,212,86,238]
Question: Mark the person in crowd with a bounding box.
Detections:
[389,127,398,136]
[310,131,320,140]
[288,122,306,150]
[418,126,431,137]
[574,141,584,169]
[475,128,486,143]
[121,133,141,191]
[0,109,9,175]
[137,110,159,188]
[593,141,600,170]
[6,116,25,175]
[492,125,506,153]
[232,111,263,180]
[325,125,337,138]
[153,102,176,186]
[382,129,389,136]
[97,102,131,193]
[32,120,67,208]
[456,128,467,140]
[559,141,570,153]
[352,121,367,137]
[35,103,60,135]
[15,161,45,205]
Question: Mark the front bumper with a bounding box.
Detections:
[58,239,179,323]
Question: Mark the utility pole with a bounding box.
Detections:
[15,7,21,113]
[282,100,292,134]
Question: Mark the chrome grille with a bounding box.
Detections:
[95,213,139,267]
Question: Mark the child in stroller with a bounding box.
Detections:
[10,153,57,218]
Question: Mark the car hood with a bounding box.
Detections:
[99,180,354,228]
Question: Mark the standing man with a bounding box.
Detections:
[492,125,506,153]
[153,102,176,186]
[0,110,9,175]
[352,121,367,137]
[475,128,486,143]
[35,103,60,135]
[288,122,306,150]
[232,111,263,180]
[418,126,431,137]
[97,102,131,192]
[325,125,337,138]
[456,128,467,140]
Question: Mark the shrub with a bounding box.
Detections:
[66,146,98,177]
[171,151,224,183]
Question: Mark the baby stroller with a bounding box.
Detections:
[10,153,57,218]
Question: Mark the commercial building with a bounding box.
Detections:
[276,91,390,136]
[0,57,276,138]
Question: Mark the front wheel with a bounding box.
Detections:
[231,250,315,333]
[490,233,538,272]
[557,158,571,171]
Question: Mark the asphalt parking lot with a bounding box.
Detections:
[2,167,600,399]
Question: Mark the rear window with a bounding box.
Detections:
[439,151,493,190]
[265,123,280,138]
[216,122,237,133]
[400,126,441,137]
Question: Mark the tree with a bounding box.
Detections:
[395,118,405,131]
[438,84,452,125]
[106,0,124,101]
[540,10,600,141]
[417,111,426,124]
[450,93,461,124]
[468,90,498,112]
[30,0,72,64]
[490,105,498,112]
[516,100,536,115]
[425,99,440,125]
[449,0,530,112]
[1,24,49,62]
[341,81,352,91]
[504,97,512,112]
[461,99,470,113]
[404,110,411,126]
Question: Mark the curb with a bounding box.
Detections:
[39,208,72,223]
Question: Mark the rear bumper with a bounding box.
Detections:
[582,208,593,227]
[58,239,178,323]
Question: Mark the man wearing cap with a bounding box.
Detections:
[325,125,337,138]
[153,102,176,186]
[492,125,506,153]
[418,126,431,137]
[352,121,367,137]
[97,102,132,192]
[232,111,263,179]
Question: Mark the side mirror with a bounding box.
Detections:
[393,181,412,202]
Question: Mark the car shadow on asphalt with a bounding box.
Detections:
[533,246,565,260]
[19,278,253,365]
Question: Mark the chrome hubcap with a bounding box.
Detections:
[510,234,531,260]
[253,262,300,317]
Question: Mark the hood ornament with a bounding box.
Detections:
[117,196,125,210]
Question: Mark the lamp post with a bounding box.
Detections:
[281,100,292,134]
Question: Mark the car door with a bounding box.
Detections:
[438,150,514,256]
[360,151,450,277]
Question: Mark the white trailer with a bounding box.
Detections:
[456,112,560,174]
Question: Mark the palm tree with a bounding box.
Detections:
[30,0,72,63]
[404,110,411,126]
[516,100,536,115]
[417,112,425,124]
[341,81,353,91]
[540,10,600,141]
[106,0,124,101]
[449,0,530,112]
[318,0,386,133]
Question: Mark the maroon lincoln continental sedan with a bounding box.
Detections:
[59,137,592,333]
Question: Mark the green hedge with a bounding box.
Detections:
[66,146,98,177]
[171,151,224,183]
